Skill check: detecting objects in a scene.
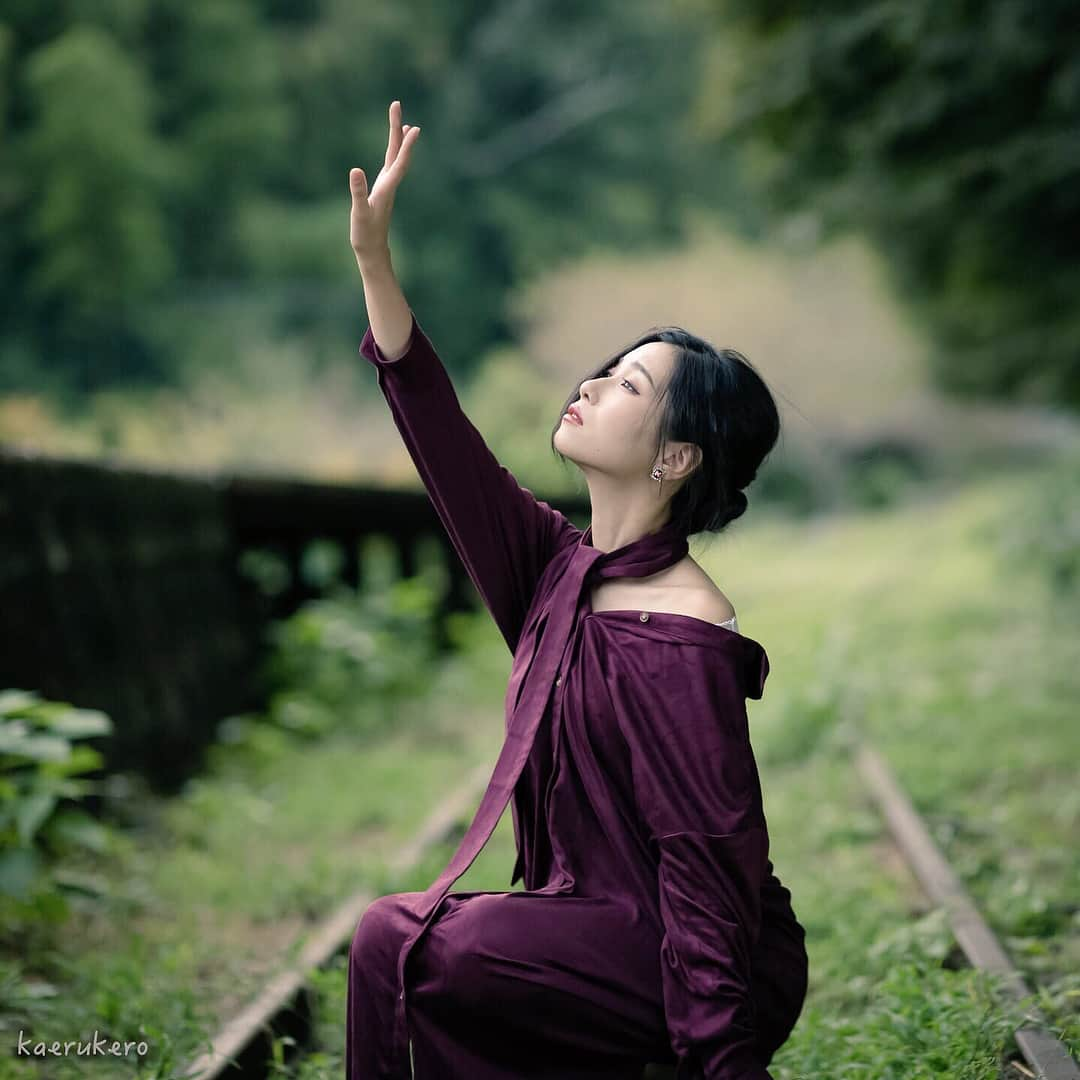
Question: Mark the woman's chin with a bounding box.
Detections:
[554,426,580,455]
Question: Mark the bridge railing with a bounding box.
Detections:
[0,447,588,791]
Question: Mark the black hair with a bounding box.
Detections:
[549,326,781,537]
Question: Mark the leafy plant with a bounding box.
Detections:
[209,572,444,779]
[993,448,1080,598]
[0,689,116,928]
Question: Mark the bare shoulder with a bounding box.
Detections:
[650,556,737,623]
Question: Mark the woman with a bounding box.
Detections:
[346,101,808,1080]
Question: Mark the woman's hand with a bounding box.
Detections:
[350,100,421,269]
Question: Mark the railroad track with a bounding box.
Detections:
[851,733,1078,1080]
[174,735,1077,1079]
[176,760,493,1080]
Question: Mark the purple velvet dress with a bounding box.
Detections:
[346,313,808,1079]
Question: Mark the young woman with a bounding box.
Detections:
[345,101,808,1080]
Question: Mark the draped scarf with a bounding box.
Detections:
[390,515,691,1071]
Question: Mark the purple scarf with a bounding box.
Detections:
[391,515,691,1062]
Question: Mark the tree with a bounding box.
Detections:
[694,0,1080,408]
[0,0,746,393]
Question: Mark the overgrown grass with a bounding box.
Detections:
[2,458,1076,1077]
[0,601,517,1078]
[299,458,1077,1078]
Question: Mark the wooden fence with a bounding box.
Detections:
[0,448,587,791]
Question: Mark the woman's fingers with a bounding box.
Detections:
[384,101,422,170]
[384,100,402,168]
[392,125,420,176]
[349,104,420,261]
[372,126,419,203]
[354,104,419,214]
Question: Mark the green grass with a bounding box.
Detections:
[717,463,1080,1075]
[302,463,1078,1077]
[2,461,1076,1078]
[0,613,517,1079]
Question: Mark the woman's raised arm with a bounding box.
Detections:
[350,102,581,655]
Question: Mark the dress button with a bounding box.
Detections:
[555,676,562,686]
[639,611,650,622]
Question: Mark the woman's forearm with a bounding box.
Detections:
[357,249,413,363]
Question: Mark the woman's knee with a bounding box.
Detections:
[412,903,503,1012]
[349,892,418,983]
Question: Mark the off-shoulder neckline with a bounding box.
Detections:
[584,607,750,648]
[583,607,769,699]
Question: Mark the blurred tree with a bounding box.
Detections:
[690,0,1080,409]
[21,25,173,381]
[143,0,291,277]
[247,0,749,371]
[0,0,290,391]
[0,0,752,395]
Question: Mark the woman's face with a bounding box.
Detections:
[554,340,680,480]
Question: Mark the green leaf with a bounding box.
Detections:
[50,867,110,897]
[15,791,56,846]
[43,809,112,855]
[0,848,41,900]
[0,727,70,761]
[41,744,104,778]
[35,707,113,740]
[0,690,41,717]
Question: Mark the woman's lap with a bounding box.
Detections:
[411,892,670,1058]
[348,888,806,1077]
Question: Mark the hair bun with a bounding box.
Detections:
[733,466,756,491]
[709,489,748,532]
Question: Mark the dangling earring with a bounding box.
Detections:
[651,465,665,496]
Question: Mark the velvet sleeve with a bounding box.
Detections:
[359,311,581,654]
[617,649,773,1080]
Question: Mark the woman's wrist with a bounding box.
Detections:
[358,248,412,361]
[355,245,394,278]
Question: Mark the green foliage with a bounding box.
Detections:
[993,447,1080,598]
[753,456,824,518]
[2,0,291,389]
[758,676,842,769]
[0,1,750,395]
[22,25,175,320]
[0,689,116,931]
[267,576,439,710]
[845,439,929,512]
[214,572,442,770]
[703,0,1080,409]
[3,477,1079,1075]
[0,937,208,1080]
[461,341,582,496]
[799,950,1023,1080]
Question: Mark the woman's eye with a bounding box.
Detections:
[602,367,636,393]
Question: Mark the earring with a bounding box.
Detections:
[651,465,665,482]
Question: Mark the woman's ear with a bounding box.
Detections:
[664,441,702,482]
